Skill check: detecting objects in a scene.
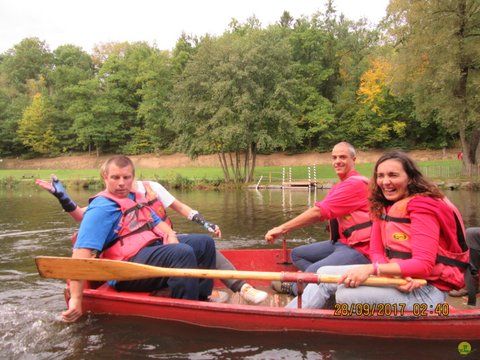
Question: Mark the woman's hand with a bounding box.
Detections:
[396,277,424,293]
[339,265,374,288]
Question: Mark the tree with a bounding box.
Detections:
[0,72,30,155]
[17,93,58,155]
[67,77,123,156]
[171,33,198,75]
[48,45,95,151]
[290,3,381,150]
[279,11,294,28]
[387,0,480,165]
[171,26,300,182]
[96,42,158,153]
[136,49,175,153]
[0,38,53,156]
[288,16,336,150]
[0,38,52,92]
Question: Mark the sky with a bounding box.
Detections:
[0,0,389,54]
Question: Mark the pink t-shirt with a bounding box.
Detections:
[314,170,370,255]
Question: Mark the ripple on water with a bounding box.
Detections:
[0,303,78,359]
[0,227,74,240]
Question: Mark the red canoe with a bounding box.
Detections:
[70,249,480,340]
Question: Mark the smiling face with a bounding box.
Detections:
[331,143,356,179]
[102,163,134,198]
[376,159,410,202]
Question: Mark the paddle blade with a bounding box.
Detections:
[35,256,163,281]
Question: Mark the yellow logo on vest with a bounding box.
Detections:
[392,233,409,241]
[343,215,352,221]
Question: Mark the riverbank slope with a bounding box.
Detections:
[0,149,459,170]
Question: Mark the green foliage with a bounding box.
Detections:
[17,93,59,155]
[171,24,302,182]
[0,0,475,165]
[0,89,29,155]
[135,48,175,152]
[0,38,52,91]
[387,0,480,163]
[0,176,20,188]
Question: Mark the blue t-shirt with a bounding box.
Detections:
[75,193,161,251]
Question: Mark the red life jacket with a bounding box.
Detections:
[91,190,165,261]
[330,176,372,247]
[379,195,469,290]
[141,181,174,229]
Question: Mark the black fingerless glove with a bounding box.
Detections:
[191,212,216,233]
[51,176,77,212]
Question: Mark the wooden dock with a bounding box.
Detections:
[282,181,317,188]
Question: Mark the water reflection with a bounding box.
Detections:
[0,187,479,359]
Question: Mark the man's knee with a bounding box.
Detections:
[305,262,321,274]
[170,243,197,265]
[291,246,302,262]
[291,243,315,262]
[202,235,216,250]
[183,234,215,251]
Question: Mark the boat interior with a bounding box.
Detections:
[84,248,479,311]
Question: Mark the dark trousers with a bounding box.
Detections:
[115,234,216,300]
[291,240,370,273]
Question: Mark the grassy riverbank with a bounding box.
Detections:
[0,159,472,190]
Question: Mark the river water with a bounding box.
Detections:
[0,186,479,359]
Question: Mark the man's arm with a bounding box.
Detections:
[63,198,118,321]
[61,248,95,322]
[154,220,179,244]
[171,200,221,237]
[265,206,322,243]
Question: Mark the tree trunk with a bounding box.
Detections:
[247,142,257,183]
[218,152,231,182]
[243,150,249,182]
[475,133,480,165]
[235,151,241,182]
[456,0,474,167]
[228,152,238,183]
[468,128,480,165]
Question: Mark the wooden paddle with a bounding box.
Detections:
[35,256,427,287]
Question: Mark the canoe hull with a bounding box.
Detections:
[77,249,480,340]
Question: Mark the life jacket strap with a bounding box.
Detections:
[329,219,340,243]
[102,221,158,251]
[146,199,157,206]
[453,211,469,251]
[379,213,411,223]
[342,221,373,238]
[385,248,470,270]
[123,203,147,216]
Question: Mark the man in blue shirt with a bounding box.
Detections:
[62,155,216,322]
